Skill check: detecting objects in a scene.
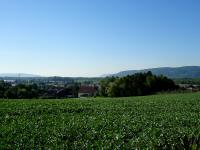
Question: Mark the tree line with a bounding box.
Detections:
[99,71,178,97]
[0,81,79,99]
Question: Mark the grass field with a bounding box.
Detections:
[1,93,200,149]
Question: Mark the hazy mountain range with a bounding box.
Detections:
[1,66,200,79]
[0,73,41,78]
[105,66,200,78]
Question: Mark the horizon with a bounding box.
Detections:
[0,0,200,77]
[0,65,200,78]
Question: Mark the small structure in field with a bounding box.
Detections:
[78,86,98,97]
[179,84,200,92]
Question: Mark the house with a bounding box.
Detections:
[4,80,16,86]
[41,87,78,99]
[179,84,200,92]
[78,86,98,97]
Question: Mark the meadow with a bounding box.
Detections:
[1,93,200,149]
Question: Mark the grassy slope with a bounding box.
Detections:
[1,93,200,149]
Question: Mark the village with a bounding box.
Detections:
[0,77,99,99]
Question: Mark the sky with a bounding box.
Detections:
[0,0,200,77]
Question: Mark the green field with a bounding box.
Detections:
[1,93,200,149]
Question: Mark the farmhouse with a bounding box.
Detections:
[179,84,200,92]
[78,86,98,97]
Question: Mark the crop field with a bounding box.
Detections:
[1,93,200,149]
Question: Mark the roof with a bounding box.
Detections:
[79,86,97,94]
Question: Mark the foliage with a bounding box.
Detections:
[100,72,178,97]
[4,84,39,99]
[0,81,10,98]
[99,76,116,96]
[1,93,200,149]
[0,81,79,99]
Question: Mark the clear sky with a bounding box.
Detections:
[0,0,200,77]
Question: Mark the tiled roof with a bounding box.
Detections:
[79,86,97,93]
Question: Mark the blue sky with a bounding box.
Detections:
[0,0,200,77]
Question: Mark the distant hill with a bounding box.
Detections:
[0,73,41,78]
[108,66,200,78]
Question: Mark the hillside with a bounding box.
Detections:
[110,66,200,78]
